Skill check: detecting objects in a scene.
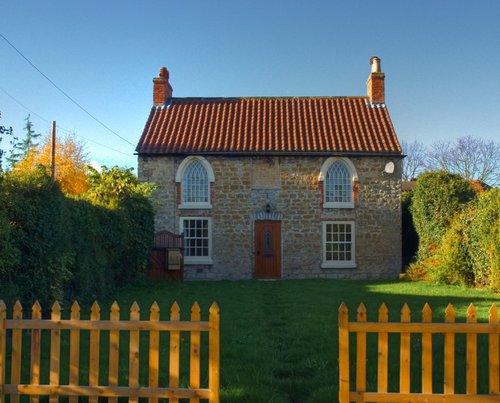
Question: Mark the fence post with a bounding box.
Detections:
[170,302,180,403]
[31,301,41,403]
[89,302,101,403]
[129,302,140,403]
[466,304,477,395]
[69,302,80,403]
[422,303,433,394]
[190,302,201,403]
[12,301,23,403]
[149,302,160,403]
[356,303,367,394]
[377,304,389,393]
[400,303,411,394]
[490,304,499,394]
[444,303,455,395]
[49,302,61,403]
[338,303,349,403]
[209,302,220,403]
[0,300,6,403]
[108,302,119,403]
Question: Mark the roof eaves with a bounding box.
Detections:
[135,150,403,158]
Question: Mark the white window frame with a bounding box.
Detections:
[319,157,358,209]
[321,221,356,269]
[175,156,215,209]
[180,217,213,265]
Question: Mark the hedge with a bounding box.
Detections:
[0,167,155,307]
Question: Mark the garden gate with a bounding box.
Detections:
[148,231,184,281]
[338,302,499,402]
[0,299,219,402]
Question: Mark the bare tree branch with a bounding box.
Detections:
[426,136,499,186]
[401,140,427,181]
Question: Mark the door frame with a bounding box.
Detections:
[254,220,282,279]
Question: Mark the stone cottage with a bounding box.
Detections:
[136,57,403,280]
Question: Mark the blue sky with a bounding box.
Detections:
[1,1,499,169]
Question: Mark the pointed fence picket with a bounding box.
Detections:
[339,302,500,403]
[0,299,220,403]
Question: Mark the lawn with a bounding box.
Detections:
[107,279,498,402]
[3,279,499,403]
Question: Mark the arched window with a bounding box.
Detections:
[183,160,209,204]
[319,157,358,208]
[176,156,215,208]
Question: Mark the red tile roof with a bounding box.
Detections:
[136,97,401,155]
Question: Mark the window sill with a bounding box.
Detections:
[323,202,354,209]
[184,258,213,265]
[321,262,357,269]
[179,203,212,210]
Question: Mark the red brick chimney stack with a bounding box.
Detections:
[367,56,385,104]
[153,67,173,106]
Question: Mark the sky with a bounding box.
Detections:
[1,1,499,170]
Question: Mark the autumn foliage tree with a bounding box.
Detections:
[14,133,90,195]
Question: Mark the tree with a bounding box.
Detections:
[0,111,14,171]
[84,166,156,208]
[425,136,499,186]
[401,140,427,181]
[14,133,90,195]
[7,114,41,167]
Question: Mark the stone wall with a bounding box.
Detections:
[138,154,402,280]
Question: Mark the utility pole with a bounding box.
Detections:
[51,121,56,179]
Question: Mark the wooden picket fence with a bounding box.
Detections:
[338,302,499,402]
[0,299,220,403]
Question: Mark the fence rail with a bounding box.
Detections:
[338,302,499,403]
[0,299,220,403]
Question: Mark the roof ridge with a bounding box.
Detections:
[165,96,370,100]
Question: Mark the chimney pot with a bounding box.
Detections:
[367,56,385,104]
[370,56,381,73]
[159,67,169,79]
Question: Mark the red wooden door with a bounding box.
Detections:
[254,221,281,279]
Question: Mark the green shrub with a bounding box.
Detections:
[0,167,72,306]
[424,211,474,286]
[418,188,499,290]
[410,171,475,261]
[0,195,21,302]
[0,166,156,306]
[468,189,499,290]
[64,199,111,303]
[82,166,156,286]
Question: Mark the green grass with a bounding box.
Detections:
[4,279,499,403]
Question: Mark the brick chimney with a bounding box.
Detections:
[366,56,385,104]
[153,67,173,106]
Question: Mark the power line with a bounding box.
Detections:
[0,85,134,158]
[0,32,136,148]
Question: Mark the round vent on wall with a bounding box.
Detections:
[384,162,395,174]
